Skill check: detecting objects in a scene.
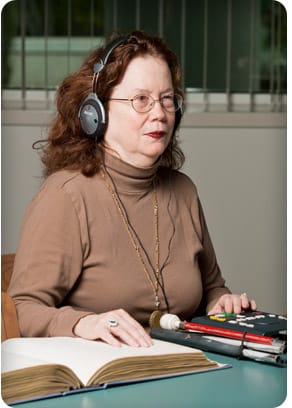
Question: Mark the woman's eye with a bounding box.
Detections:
[162,95,173,101]
[136,95,149,102]
[162,95,174,106]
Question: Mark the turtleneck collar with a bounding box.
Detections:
[102,150,160,193]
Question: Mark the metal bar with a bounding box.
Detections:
[248,0,255,112]
[226,0,232,111]
[44,0,49,107]
[90,0,95,38]
[158,0,164,37]
[113,0,118,32]
[269,0,275,111]
[276,1,282,111]
[203,0,209,111]
[180,0,186,90]
[20,0,26,108]
[136,0,141,29]
[67,0,72,74]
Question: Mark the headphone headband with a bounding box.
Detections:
[93,37,126,75]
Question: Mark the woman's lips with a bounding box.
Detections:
[145,131,165,139]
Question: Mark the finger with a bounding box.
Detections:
[208,294,257,316]
[105,310,152,347]
[249,299,257,311]
[100,314,141,347]
[224,295,238,314]
[100,330,123,347]
[208,294,232,315]
[239,293,249,308]
[126,327,153,347]
[110,325,149,347]
[114,310,153,347]
[207,301,225,315]
[232,296,243,314]
[207,306,222,315]
[214,294,242,314]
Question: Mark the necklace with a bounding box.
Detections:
[100,166,165,326]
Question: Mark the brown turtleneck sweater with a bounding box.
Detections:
[8,152,230,337]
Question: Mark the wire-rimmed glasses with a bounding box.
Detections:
[107,94,183,113]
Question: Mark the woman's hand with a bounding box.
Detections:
[73,309,153,348]
[207,293,257,315]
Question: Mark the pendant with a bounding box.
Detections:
[155,295,160,309]
[149,309,164,328]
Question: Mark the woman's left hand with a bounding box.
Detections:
[207,293,257,315]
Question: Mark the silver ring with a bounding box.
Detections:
[240,292,247,298]
[108,318,119,328]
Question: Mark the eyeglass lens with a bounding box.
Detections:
[132,95,182,113]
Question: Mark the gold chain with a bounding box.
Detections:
[100,167,162,310]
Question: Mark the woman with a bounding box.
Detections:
[8,30,256,348]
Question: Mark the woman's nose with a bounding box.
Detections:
[150,99,167,118]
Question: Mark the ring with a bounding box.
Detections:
[240,292,247,297]
[108,318,119,328]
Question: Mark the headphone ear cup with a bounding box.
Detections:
[78,93,107,141]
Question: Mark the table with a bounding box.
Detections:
[11,352,287,408]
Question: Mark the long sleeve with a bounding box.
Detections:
[8,176,92,337]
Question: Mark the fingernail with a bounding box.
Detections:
[141,341,150,347]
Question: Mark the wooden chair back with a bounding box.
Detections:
[1,253,20,341]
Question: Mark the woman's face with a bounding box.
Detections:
[104,55,176,168]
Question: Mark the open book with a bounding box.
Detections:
[1,337,228,404]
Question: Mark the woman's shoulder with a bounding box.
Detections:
[40,170,97,194]
[30,170,98,210]
[158,167,198,195]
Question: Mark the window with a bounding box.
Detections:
[1,0,286,110]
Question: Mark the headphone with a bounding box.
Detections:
[78,36,183,142]
[78,36,126,142]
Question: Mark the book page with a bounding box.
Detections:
[1,351,54,372]
[2,337,202,385]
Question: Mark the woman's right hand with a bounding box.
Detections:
[73,309,153,348]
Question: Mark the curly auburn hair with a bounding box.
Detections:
[35,30,185,177]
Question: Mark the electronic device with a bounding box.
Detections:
[78,36,126,141]
[192,311,287,338]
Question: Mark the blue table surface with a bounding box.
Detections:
[8,352,287,408]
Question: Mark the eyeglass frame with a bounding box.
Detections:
[106,93,183,114]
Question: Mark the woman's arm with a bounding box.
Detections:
[8,179,152,346]
[8,183,91,337]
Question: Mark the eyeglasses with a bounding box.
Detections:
[107,94,183,113]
